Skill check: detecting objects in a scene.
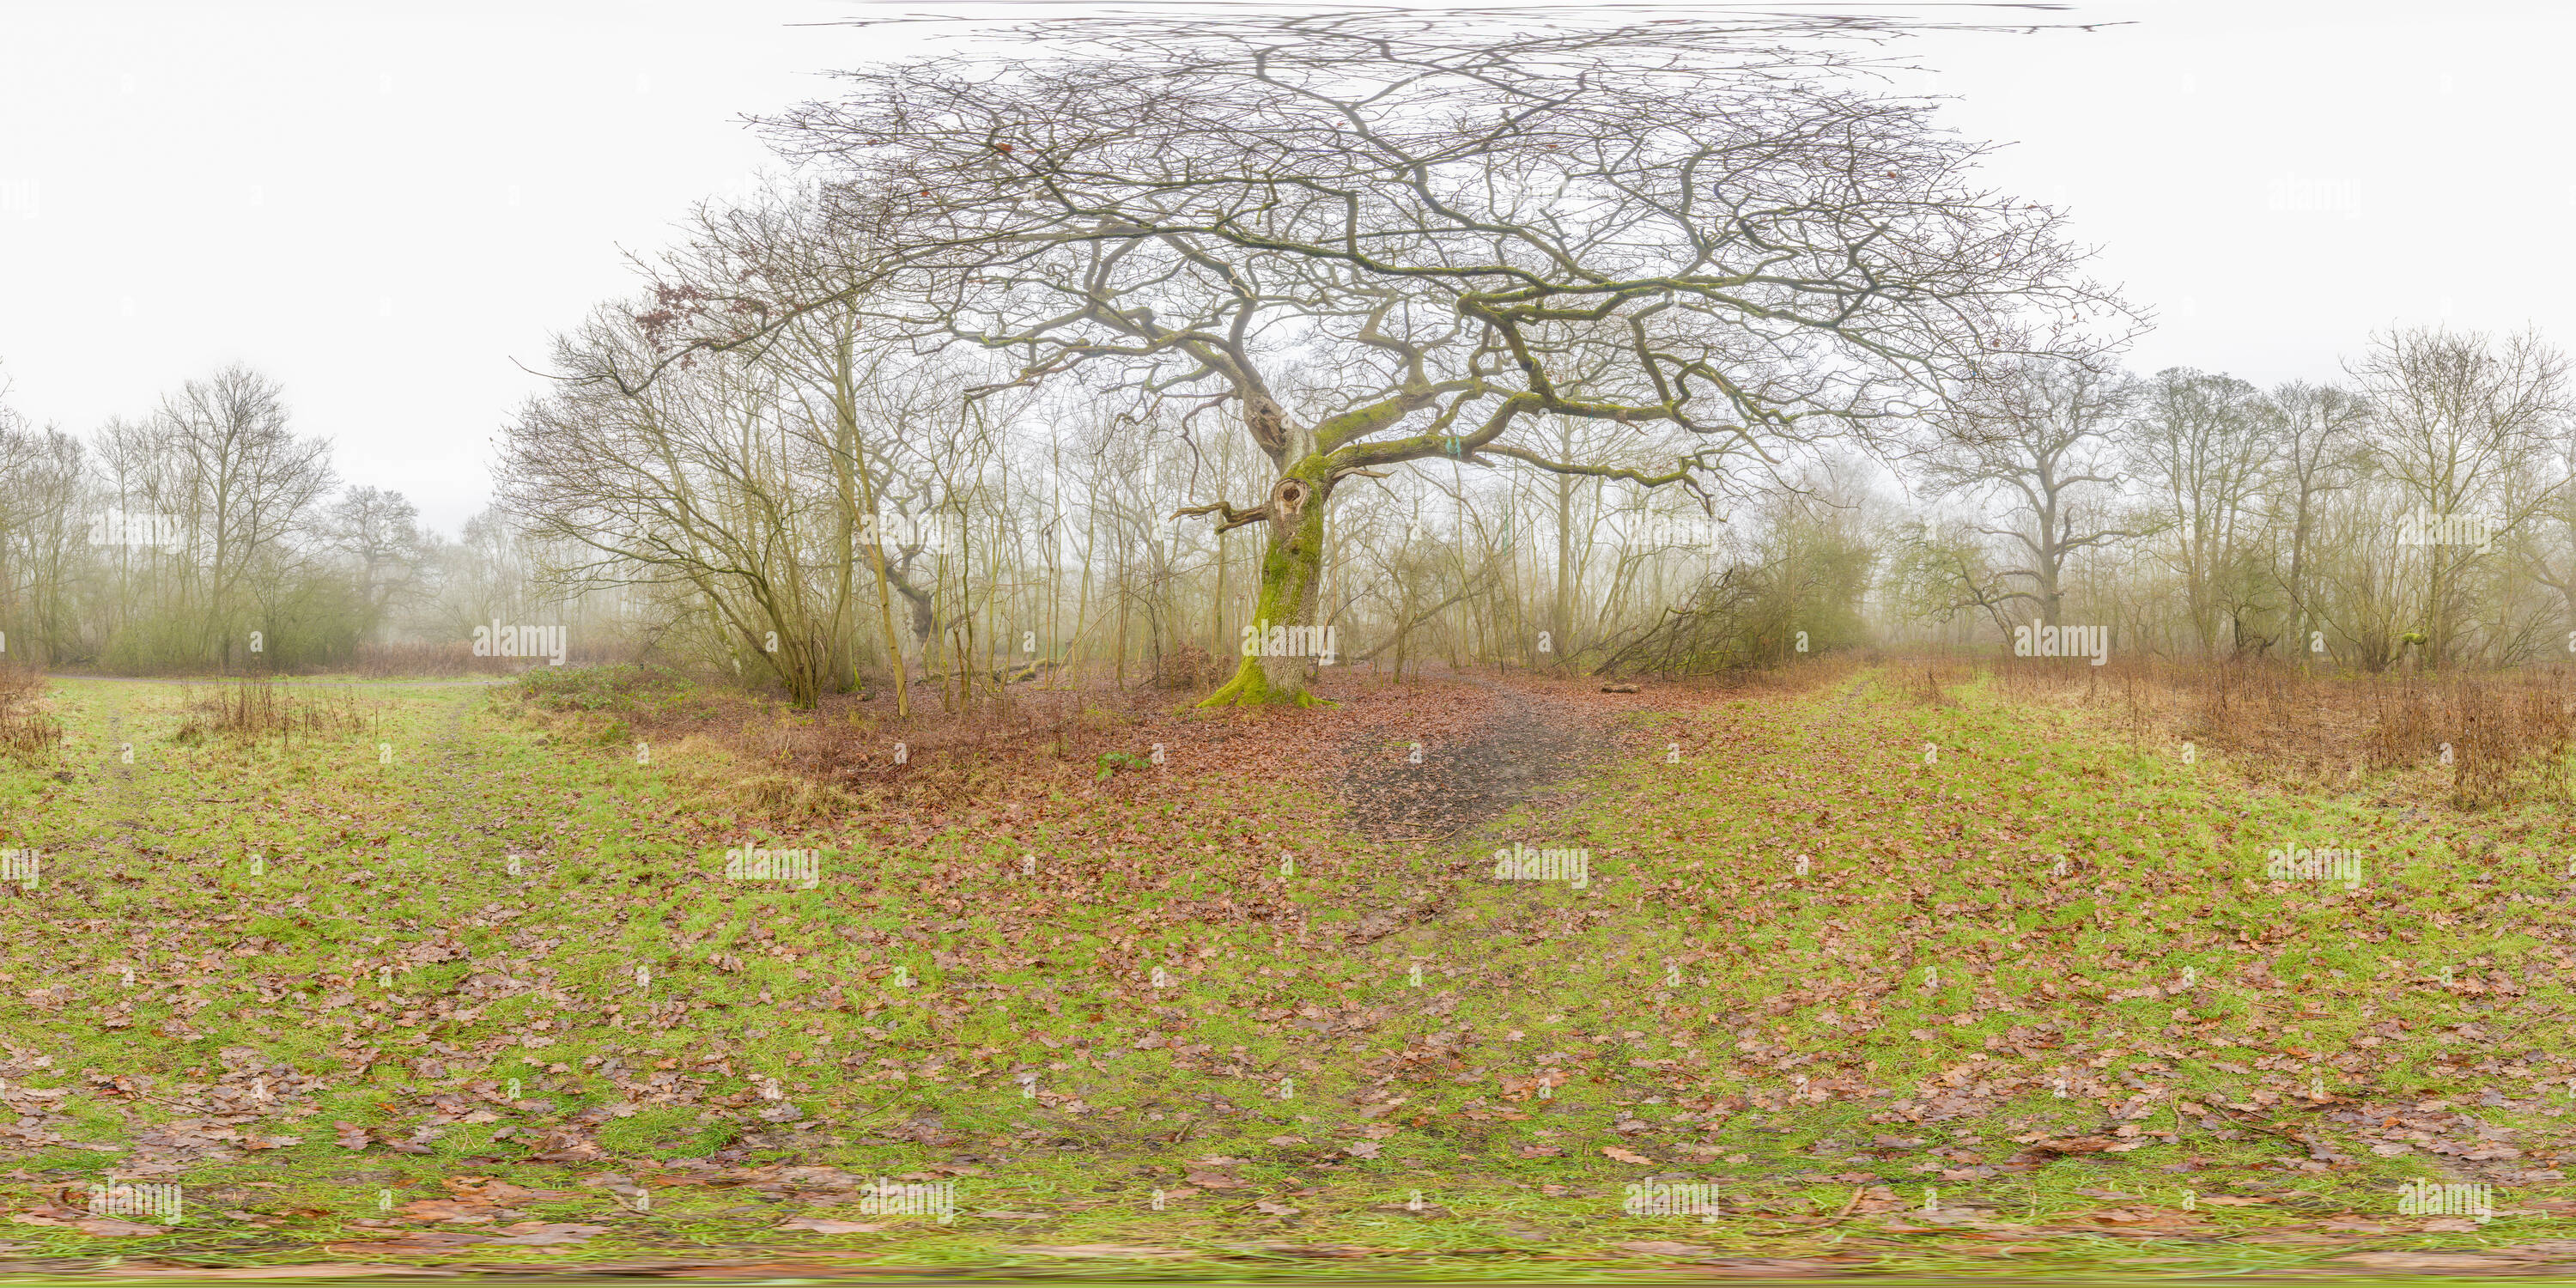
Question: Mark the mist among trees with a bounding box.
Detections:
[5,15,2572,699]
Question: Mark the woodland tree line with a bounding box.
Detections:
[5,319,2570,696]
[4,15,2572,701]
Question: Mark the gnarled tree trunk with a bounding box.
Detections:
[1200,466,1329,707]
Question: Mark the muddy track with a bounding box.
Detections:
[1333,676,1623,845]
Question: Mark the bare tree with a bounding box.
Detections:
[647,191,917,713]
[2259,380,2370,663]
[2349,326,2573,667]
[1917,357,2135,634]
[0,377,92,665]
[500,307,861,707]
[95,366,336,668]
[2127,368,2273,655]
[320,486,427,635]
[725,13,2124,704]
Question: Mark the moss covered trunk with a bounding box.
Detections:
[1200,464,1330,708]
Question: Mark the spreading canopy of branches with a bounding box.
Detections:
[718,13,2126,506]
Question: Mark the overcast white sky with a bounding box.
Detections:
[1,0,2567,533]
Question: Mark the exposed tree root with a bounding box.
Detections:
[1194,656,1327,708]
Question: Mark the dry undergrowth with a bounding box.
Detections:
[0,663,63,757]
[171,677,373,744]
[1957,653,2576,808]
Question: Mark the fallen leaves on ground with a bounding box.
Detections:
[1007,1244,1198,1260]
[776,1216,887,1235]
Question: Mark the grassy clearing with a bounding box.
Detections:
[3,664,2576,1277]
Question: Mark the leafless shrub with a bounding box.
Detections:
[0,665,62,757]
[174,678,370,744]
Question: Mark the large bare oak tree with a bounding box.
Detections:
[637,13,2127,704]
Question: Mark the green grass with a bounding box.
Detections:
[3,665,2574,1276]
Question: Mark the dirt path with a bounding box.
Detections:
[1332,674,1624,843]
